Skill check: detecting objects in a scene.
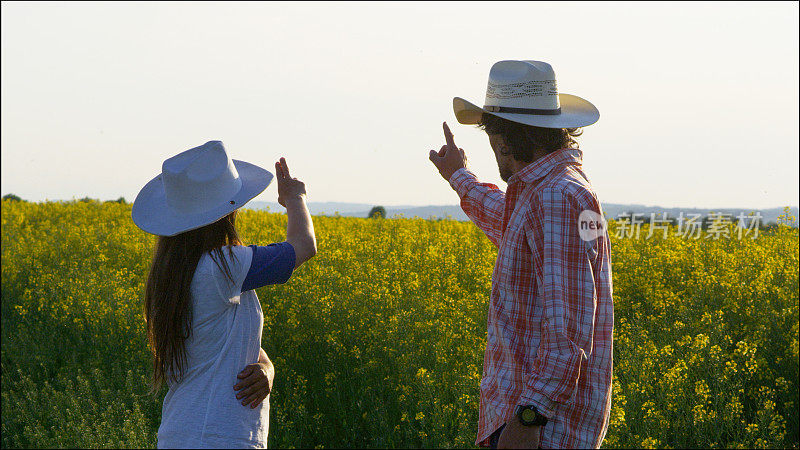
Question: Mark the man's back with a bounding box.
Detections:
[430,59,609,449]
[449,148,614,448]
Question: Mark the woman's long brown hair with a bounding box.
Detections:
[144,210,243,395]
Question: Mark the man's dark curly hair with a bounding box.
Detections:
[477,113,583,163]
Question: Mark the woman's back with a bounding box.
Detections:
[133,144,315,449]
[158,245,270,449]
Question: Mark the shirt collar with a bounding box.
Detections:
[508,147,583,185]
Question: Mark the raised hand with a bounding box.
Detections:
[429,121,468,181]
[275,157,317,268]
[275,157,307,207]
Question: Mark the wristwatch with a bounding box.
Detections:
[515,405,548,426]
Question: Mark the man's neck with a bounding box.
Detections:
[509,149,550,178]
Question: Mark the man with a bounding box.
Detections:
[428,60,614,449]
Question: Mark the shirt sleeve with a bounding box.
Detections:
[520,186,595,418]
[449,168,506,247]
[241,242,296,292]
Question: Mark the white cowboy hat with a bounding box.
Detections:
[132,140,273,236]
[453,60,599,129]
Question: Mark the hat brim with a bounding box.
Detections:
[453,93,599,128]
[131,159,274,237]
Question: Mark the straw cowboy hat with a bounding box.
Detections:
[132,140,273,236]
[453,60,599,129]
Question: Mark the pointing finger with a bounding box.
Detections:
[279,157,291,179]
[443,122,457,150]
[275,162,284,180]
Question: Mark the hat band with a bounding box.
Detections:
[484,105,562,115]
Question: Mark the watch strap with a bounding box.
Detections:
[516,404,548,426]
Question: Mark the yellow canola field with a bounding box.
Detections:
[1,200,797,448]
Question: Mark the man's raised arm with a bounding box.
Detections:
[429,122,505,247]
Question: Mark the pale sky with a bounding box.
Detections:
[2,1,798,209]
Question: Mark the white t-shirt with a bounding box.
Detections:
[157,243,294,449]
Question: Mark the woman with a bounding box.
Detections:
[131,141,316,448]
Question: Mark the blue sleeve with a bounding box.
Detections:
[241,242,296,292]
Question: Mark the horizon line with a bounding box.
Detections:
[1,194,797,212]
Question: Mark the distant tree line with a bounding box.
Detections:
[2,193,25,202]
[79,196,128,204]
[0,194,792,230]
[368,206,386,219]
[1,194,127,204]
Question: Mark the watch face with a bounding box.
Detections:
[521,408,537,423]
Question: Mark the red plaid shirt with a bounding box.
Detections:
[449,148,614,449]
